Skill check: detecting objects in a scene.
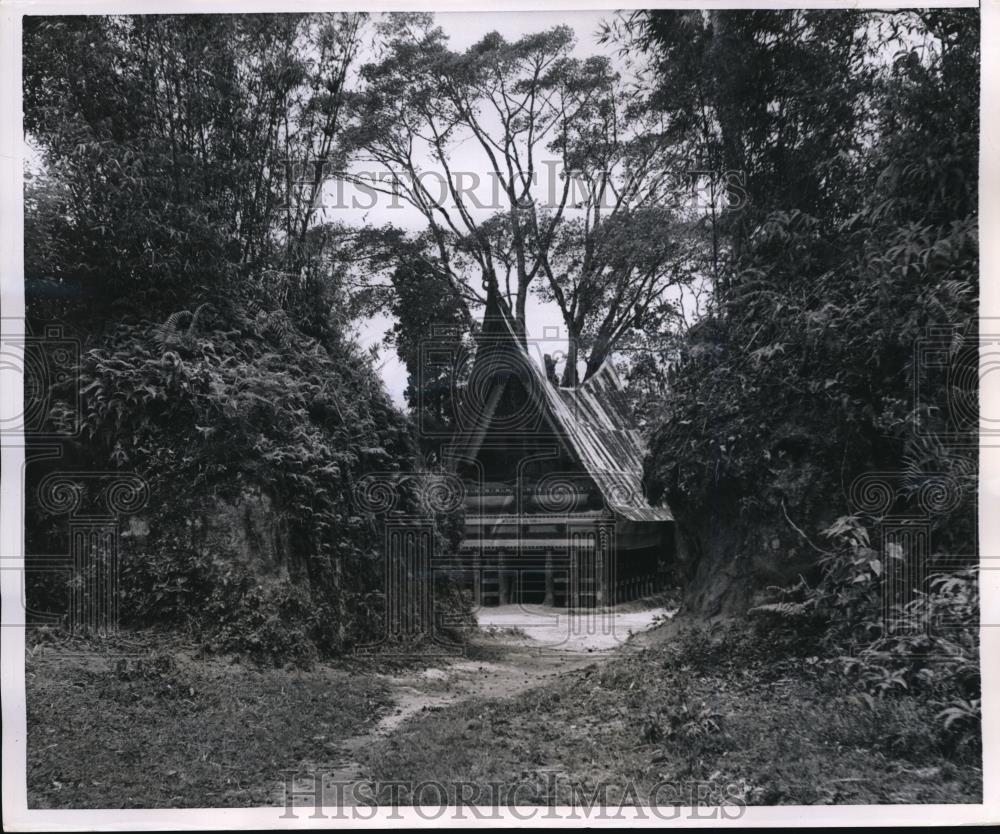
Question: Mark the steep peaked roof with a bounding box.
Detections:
[454,292,672,523]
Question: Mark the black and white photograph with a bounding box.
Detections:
[0,0,995,827]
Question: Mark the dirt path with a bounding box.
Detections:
[280,605,672,808]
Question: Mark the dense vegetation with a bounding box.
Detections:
[632,8,979,756]
[23,14,467,662]
[22,8,979,760]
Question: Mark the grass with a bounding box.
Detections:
[26,631,391,808]
[356,624,982,806]
[25,620,982,808]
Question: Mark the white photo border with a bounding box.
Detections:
[1,0,995,828]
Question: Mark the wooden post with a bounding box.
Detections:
[595,545,604,609]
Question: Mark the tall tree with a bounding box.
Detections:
[351,13,694,384]
[23,13,366,324]
[636,9,979,617]
[386,257,473,458]
[617,9,872,285]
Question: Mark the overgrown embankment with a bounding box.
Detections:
[356,620,982,805]
[635,6,980,756]
[22,14,477,662]
[639,8,979,619]
[26,304,470,663]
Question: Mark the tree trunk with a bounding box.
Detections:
[582,334,612,381]
[560,338,579,387]
[670,486,753,620]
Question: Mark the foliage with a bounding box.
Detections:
[615,9,875,269]
[640,7,979,614]
[748,514,980,754]
[23,14,478,659]
[23,14,367,326]
[386,257,475,459]
[352,14,697,381]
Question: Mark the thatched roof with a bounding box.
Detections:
[451,292,673,523]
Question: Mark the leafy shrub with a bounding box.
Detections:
[749,514,980,757]
[27,301,470,661]
[204,580,322,668]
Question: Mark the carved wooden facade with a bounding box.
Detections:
[447,291,674,607]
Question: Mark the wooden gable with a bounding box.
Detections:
[449,290,673,523]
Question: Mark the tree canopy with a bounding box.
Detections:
[629,8,979,616]
[350,13,699,383]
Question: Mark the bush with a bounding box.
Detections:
[27,301,470,661]
[748,515,980,757]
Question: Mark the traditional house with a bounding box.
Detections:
[446,290,674,608]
